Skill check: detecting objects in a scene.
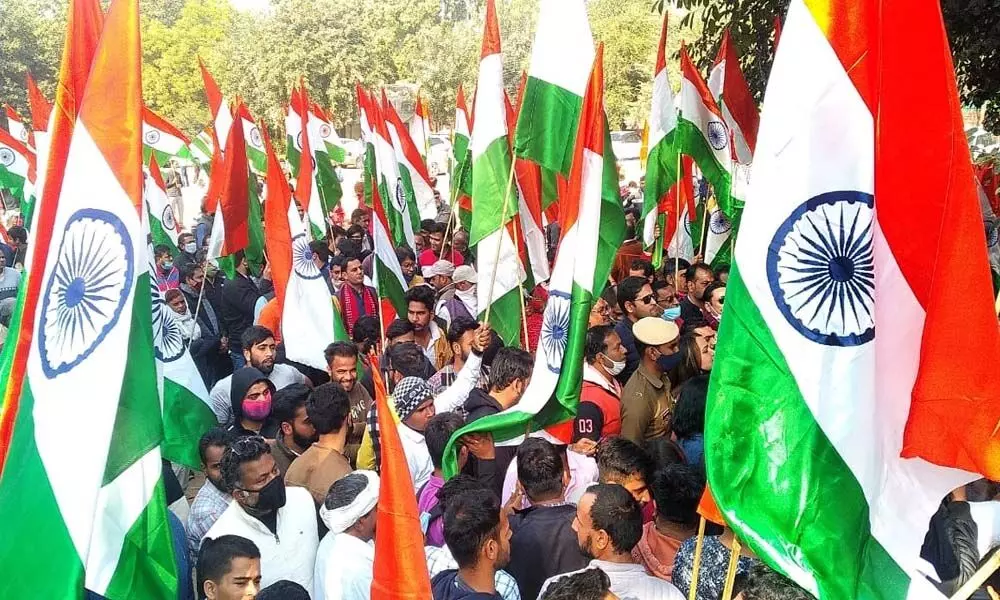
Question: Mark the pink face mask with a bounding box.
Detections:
[242,391,272,421]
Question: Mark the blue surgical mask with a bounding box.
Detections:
[661,306,682,321]
[656,351,682,372]
[161,260,173,271]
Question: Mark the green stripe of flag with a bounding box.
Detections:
[161,378,216,469]
[675,118,733,217]
[477,286,521,350]
[104,477,178,598]
[705,263,909,600]
[642,130,678,221]
[470,137,516,248]
[514,78,583,176]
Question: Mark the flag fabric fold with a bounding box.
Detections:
[142,106,192,167]
[642,11,679,249]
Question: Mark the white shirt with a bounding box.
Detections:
[314,532,374,600]
[433,352,482,414]
[418,321,443,366]
[203,487,318,591]
[209,363,309,425]
[537,561,685,600]
[399,422,433,491]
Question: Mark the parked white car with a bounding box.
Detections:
[426,134,452,177]
[611,130,642,161]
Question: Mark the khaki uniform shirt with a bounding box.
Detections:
[620,363,675,443]
[284,444,353,506]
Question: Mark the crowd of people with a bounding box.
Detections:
[121,177,828,600]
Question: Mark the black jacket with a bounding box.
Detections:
[463,388,503,424]
[227,367,276,437]
[462,389,516,498]
[219,272,260,351]
[181,284,230,388]
[506,504,589,600]
[431,570,503,600]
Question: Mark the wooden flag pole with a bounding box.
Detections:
[687,516,707,600]
[674,152,682,283]
[483,159,518,325]
[951,548,1000,600]
[720,536,743,600]
[511,215,531,347]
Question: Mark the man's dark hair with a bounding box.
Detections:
[740,563,815,600]
[346,224,366,239]
[714,263,731,278]
[673,374,709,440]
[197,535,261,595]
[387,342,434,378]
[324,341,359,366]
[425,412,465,469]
[331,253,348,270]
[257,580,310,600]
[587,483,642,554]
[629,258,653,279]
[269,384,310,428]
[7,225,26,244]
[595,437,653,484]
[179,262,203,283]
[685,262,713,283]
[447,315,479,344]
[324,471,370,510]
[616,276,648,313]
[232,248,246,266]
[385,318,415,341]
[405,285,436,312]
[664,258,691,277]
[425,221,445,235]
[240,326,275,351]
[220,435,272,493]
[540,568,612,600]
[600,285,617,311]
[584,325,615,364]
[437,474,492,512]
[307,383,351,435]
[650,464,704,526]
[517,438,564,502]
[395,246,416,263]
[331,224,347,239]
[352,315,380,345]
[154,244,173,259]
[651,278,672,295]
[420,218,437,233]
[643,438,686,470]
[443,491,501,569]
[490,347,533,391]
[198,427,232,466]
[703,281,725,304]
[351,208,369,223]
[309,240,330,264]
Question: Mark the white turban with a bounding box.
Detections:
[319,470,380,534]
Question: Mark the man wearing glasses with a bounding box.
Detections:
[613,277,664,385]
[203,436,318,592]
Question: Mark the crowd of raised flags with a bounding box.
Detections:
[0,0,1000,598]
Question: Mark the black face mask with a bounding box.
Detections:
[246,476,287,515]
[656,351,682,372]
[625,225,637,240]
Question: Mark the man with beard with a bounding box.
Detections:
[538,484,684,600]
[428,316,486,392]
[204,436,318,591]
[266,385,317,476]
[284,383,354,507]
[678,263,714,326]
[613,277,664,385]
[313,471,380,600]
[406,285,452,370]
[336,253,378,336]
[323,341,373,465]
[209,326,310,427]
[188,428,235,554]
[432,491,512,599]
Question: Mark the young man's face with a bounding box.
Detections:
[407,301,432,332]
[328,354,358,392]
[203,444,227,490]
[687,268,714,301]
[400,257,416,279]
[186,267,205,291]
[243,337,277,374]
[345,259,364,286]
[429,231,444,253]
[403,398,436,432]
[204,556,261,600]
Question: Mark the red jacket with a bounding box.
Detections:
[574,365,622,441]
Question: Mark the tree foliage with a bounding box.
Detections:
[662,0,1000,131]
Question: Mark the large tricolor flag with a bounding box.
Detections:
[470,0,523,347]
[370,93,417,249]
[306,101,344,221]
[188,127,213,166]
[514,0,594,176]
[382,91,435,225]
[705,2,1000,599]
[445,45,624,476]
[707,30,759,167]
[263,126,348,370]
[237,102,267,175]
[642,11,678,250]
[0,0,178,596]
[142,106,192,167]
[677,44,734,217]
[199,60,233,152]
[206,112,252,274]
[506,89,550,288]
[356,84,377,209]
[312,103,347,163]
[665,155,696,262]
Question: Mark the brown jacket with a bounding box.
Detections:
[620,363,675,443]
[284,444,353,506]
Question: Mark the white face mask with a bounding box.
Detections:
[601,354,626,376]
[183,242,197,254]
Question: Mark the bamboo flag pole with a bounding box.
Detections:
[439,158,465,262]
[720,536,743,600]
[674,152,682,284]
[511,215,531,347]
[951,548,1000,600]
[687,516,707,600]
[483,157,518,324]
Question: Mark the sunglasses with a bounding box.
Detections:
[637,294,656,305]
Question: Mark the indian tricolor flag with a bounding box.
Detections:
[312,103,347,163]
[307,102,344,221]
[4,105,32,149]
[188,127,213,166]
[370,94,417,249]
[444,45,624,476]
[452,84,473,232]
[677,44,734,216]
[707,30,759,167]
[0,127,36,220]
[237,102,266,175]
[705,1,1000,599]
[357,84,377,209]
[642,11,678,249]
[142,106,192,167]
[514,0,594,176]
[0,0,178,596]
[263,126,348,369]
[383,91,435,226]
[199,60,233,152]
[26,72,52,133]
[665,155,696,262]
[471,0,523,347]
[206,112,251,273]
[409,92,431,159]
[287,83,331,241]
[145,157,180,250]
[505,89,550,288]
